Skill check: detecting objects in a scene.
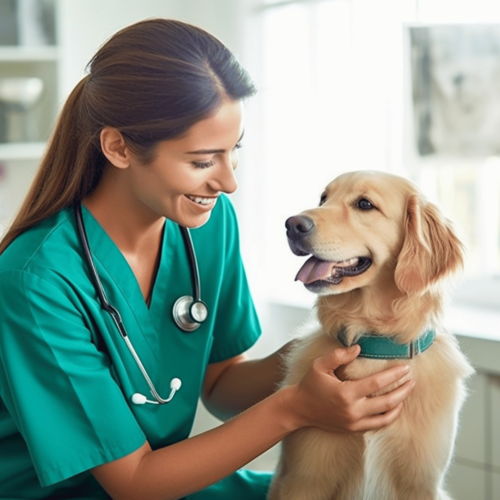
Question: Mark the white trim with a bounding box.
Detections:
[0,142,47,161]
[0,46,59,62]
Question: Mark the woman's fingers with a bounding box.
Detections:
[361,379,415,417]
[314,345,361,373]
[352,364,411,399]
[350,402,405,432]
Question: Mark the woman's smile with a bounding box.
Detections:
[185,194,219,210]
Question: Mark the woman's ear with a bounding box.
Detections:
[394,194,464,295]
[100,127,131,169]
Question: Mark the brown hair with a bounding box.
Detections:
[0,18,256,253]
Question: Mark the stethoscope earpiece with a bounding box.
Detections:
[131,378,182,405]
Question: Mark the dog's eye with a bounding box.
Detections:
[357,198,375,210]
[319,193,327,206]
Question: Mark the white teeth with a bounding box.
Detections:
[187,196,216,205]
[334,257,359,268]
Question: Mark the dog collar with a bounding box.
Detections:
[338,328,436,359]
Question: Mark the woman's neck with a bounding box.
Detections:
[83,163,165,256]
[83,164,166,304]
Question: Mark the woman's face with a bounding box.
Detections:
[128,98,245,228]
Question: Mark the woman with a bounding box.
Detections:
[0,19,414,500]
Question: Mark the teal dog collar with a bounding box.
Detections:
[338,328,436,359]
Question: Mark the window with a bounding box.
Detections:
[241,0,500,308]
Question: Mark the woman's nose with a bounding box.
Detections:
[210,155,238,194]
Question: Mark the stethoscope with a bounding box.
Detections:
[74,204,208,405]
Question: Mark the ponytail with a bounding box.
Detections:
[0,76,104,254]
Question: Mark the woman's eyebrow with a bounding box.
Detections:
[185,130,245,155]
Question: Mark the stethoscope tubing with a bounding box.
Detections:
[75,204,115,320]
[179,225,201,302]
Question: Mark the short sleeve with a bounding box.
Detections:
[0,270,146,487]
[207,197,262,363]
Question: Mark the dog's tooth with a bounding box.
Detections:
[334,257,359,268]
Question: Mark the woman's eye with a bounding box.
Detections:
[357,198,375,210]
[234,142,243,150]
[193,160,215,169]
[319,193,327,206]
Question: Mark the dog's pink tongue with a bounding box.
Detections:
[295,256,336,284]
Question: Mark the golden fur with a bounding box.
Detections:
[268,171,474,500]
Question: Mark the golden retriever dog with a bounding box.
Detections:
[268,171,474,500]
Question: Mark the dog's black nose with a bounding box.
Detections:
[285,216,315,241]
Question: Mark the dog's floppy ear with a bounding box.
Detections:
[394,194,464,295]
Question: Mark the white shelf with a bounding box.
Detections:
[445,303,500,342]
[0,46,59,62]
[0,141,46,161]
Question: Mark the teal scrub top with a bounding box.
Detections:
[0,194,272,499]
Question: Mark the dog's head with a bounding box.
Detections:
[286,171,464,297]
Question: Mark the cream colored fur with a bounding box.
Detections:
[268,171,474,500]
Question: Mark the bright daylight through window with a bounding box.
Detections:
[256,0,500,307]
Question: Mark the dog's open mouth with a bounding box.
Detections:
[295,256,372,285]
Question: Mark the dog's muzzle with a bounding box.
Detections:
[285,215,372,288]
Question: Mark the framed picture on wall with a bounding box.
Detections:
[408,24,500,158]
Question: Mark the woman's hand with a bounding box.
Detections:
[281,345,414,434]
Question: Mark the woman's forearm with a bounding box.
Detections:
[92,387,295,500]
[203,340,296,420]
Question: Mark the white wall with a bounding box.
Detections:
[57,0,249,101]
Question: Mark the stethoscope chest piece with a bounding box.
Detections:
[173,295,208,332]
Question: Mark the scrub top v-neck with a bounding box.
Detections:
[0,194,270,499]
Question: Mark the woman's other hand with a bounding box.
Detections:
[280,345,414,433]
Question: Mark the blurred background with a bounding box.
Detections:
[0,1,499,498]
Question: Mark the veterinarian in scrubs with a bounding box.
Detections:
[0,19,415,500]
